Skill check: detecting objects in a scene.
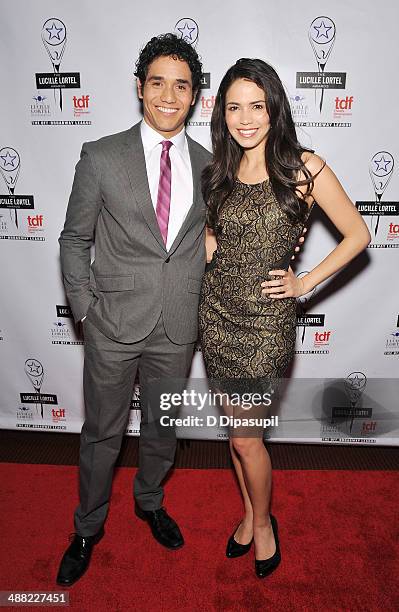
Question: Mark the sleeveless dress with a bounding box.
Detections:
[198,178,311,395]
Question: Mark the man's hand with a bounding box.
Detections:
[291,227,307,261]
[261,266,305,299]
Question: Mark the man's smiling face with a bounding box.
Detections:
[137,55,197,137]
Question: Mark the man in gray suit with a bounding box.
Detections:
[56,33,211,586]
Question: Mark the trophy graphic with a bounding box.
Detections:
[25,358,45,418]
[0,147,21,228]
[369,151,394,236]
[41,18,67,111]
[296,271,317,344]
[308,16,336,112]
[344,372,367,434]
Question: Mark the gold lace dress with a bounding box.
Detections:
[199,178,311,393]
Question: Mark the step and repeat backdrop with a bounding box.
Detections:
[1,0,398,445]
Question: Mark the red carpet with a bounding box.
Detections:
[0,463,398,611]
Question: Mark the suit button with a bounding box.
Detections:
[165,257,170,263]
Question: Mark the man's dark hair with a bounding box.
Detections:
[134,33,203,92]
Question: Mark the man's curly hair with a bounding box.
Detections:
[134,33,203,92]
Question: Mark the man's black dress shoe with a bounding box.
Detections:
[135,505,184,550]
[226,522,253,558]
[255,514,281,579]
[56,527,104,586]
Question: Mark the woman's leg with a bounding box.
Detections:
[229,438,254,543]
[230,436,276,559]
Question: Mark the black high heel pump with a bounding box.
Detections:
[226,522,253,558]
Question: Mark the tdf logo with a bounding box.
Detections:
[28,214,43,228]
[73,95,90,109]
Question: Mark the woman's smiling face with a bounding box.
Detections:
[225,78,270,151]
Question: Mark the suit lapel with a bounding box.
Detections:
[167,134,205,256]
[122,124,205,255]
[122,123,166,252]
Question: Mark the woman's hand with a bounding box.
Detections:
[261,266,305,299]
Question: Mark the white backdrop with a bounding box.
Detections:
[1,0,398,444]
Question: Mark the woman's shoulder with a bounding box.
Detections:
[300,151,326,178]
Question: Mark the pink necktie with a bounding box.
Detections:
[156,140,173,245]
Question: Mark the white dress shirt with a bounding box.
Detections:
[140,119,193,251]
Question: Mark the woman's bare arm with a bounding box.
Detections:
[262,153,371,298]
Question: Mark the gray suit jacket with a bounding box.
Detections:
[59,122,211,344]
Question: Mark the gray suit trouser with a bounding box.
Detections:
[74,313,195,537]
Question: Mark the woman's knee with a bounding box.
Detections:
[230,436,263,457]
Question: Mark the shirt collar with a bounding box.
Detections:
[141,119,186,155]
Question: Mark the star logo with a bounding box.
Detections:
[373,156,392,173]
[174,18,199,45]
[313,20,333,40]
[345,372,367,394]
[177,21,196,41]
[26,360,42,375]
[0,151,17,168]
[46,21,64,41]
[348,374,362,388]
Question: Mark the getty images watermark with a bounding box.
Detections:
[158,389,279,430]
[144,377,398,441]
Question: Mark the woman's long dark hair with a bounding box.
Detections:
[202,58,319,229]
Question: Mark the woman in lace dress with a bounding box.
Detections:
[198,58,370,578]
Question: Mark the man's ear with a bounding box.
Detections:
[191,89,198,106]
[137,79,144,100]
